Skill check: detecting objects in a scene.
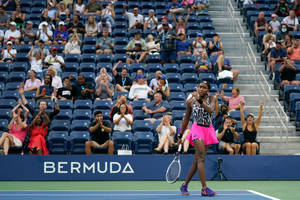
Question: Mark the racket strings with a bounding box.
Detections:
[166,161,180,183]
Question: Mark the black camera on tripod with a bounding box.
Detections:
[217,158,223,164]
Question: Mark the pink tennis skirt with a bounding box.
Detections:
[186,122,219,146]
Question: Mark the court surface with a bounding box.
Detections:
[0,190,279,200]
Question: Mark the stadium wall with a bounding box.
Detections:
[0,155,300,181]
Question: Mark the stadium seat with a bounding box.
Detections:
[289,93,300,116]
[57,100,73,110]
[169,101,186,110]
[178,55,194,64]
[132,120,153,132]
[147,63,162,73]
[47,131,69,154]
[0,72,8,82]
[180,63,196,73]
[199,73,216,84]
[82,45,96,54]
[0,109,11,120]
[131,99,149,110]
[164,63,179,73]
[64,62,79,72]
[168,92,186,101]
[54,109,72,120]
[166,73,181,83]
[7,72,25,82]
[80,72,95,83]
[5,82,20,91]
[74,100,93,110]
[64,54,80,63]
[134,132,154,154]
[96,54,112,63]
[133,110,150,120]
[113,54,128,63]
[146,54,160,63]
[73,109,92,120]
[112,131,133,153]
[79,63,96,73]
[168,83,184,92]
[11,62,29,72]
[0,119,8,132]
[184,83,197,93]
[284,85,300,103]
[112,29,127,37]
[229,110,246,121]
[172,110,186,121]
[50,120,70,132]
[96,62,113,73]
[219,84,233,92]
[129,63,146,73]
[182,73,198,84]
[24,91,36,99]
[69,131,89,154]
[81,54,96,63]
[71,120,90,132]
[1,91,19,100]
[83,37,97,45]
[0,99,16,109]
[93,100,113,110]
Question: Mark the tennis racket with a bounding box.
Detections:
[165,144,182,184]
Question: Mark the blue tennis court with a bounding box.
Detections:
[0,190,279,200]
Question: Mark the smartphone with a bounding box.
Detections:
[81,85,85,90]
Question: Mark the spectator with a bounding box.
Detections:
[149,70,167,90]
[96,67,112,83]
[194,52,211,71]
[33,40,50,58]
[123,5,144,30]
[101,2,115,26]
[72,74,95,100]
[254,12,268,38]
[157,16,173,33]
[1,0,17,12]
[154,115,176,154]
[287,38,300,60]
[28,112,50,155]
[113,103,133,132]
[36,74,56,100]
[193,32,207,56]
[132,68,147,85]
[154,75,170,100]
[21,21,35,45]
[44,47,65,76]
[85,15,98,37]
[36,22,53,45]
[97,19,112,35]
[74,0,85,14]
[85,111,113,154]
[157,23,177,64]
[84,0,103,16]
[293,0,300,16]
[283,33,293,49]
[181,0,195,8]
[262,27,276,54]
[53,21,68,45]
[145,34,160,55]
[269,14,280,33]
[239,101,263,155]
[166,0,185,15]
[12,99,30,122]
[269,41,287,80]
[95,73,114,100]
[193,0,210,12]
[276,24,290,42]
[213,100,235,130]
[217,116,240,155]
[38,20,55,33]
[176,33,191,55]
[27,46,43,74]
[4,21,21,44]
[143,92,169,124]
[0,6,9,28]
[55,2,70,23]
[129,75,152,101]
[208,34,223,56]
[109,95,133,122]
[57,77,73,100]
[125,31,147,51]
[1,41,16,63]
[24,70,42,91]
[41,3,57,22]
[64,32,82,54]
[262,35,276,63]
[275,0,289,17]
[279,58,300,86]
[12,5,26,28]
[96,28,114,55]
[126,42,147,64]
[45,66,63,89]
[144,9,158,30]
[171,8,190,35]
[67,14,85,38]
[221,84,245,111]
[282,10,299,32]
[112,61,132,92]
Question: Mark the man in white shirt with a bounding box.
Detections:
[282,10,299,31]
[149,70,168,90]
[44,47,65,76]
[4,21,21,44]
[123,5,144,29]
[36,22,53,45]
[1,41,17,62]
[144,9,158,30]
[128,75,152,101]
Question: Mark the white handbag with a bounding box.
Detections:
[117,144,132,155]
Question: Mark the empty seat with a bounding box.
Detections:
[57,100,73,110]
[7,72,25,82]
[96,54,112,63]
[81,54,96,63]
[172,110,185,121]
[168,92,186,101]
[178,55,193,64]
[69,131,89,154]
[169,101,186,110]
[219,84,233,92]
[54,109,72,120]
[164,63,179,73]
[133,132,154,154]
[5,82,20,91]
[166,73,181,83]
[93,100,113,110]
[131,99,149,110]
[182,73,198,84]
[73,109,92,120]
[64,62,79,72]
[1,91,19,100]
[112,131,133,153]
[64,54,80,63]
[147,63,162,73]
[79,62,96,73]
[184,83,197,93]
[47,131,69,154]
[133,110,150,120]
[24,91,36,99]
[199,73,216,84]
[82,45,96,54]
[113,54,128,63]
[74,99,93,110]
[132,120,153,132]
[180,63,196,73]
[0,119,8,132]
[71,120,90,131]
[168,83,183,92]
[0,99,16,109]
[50,120,70,132]
[0,109,11,120]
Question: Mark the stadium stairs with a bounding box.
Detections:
[209,0,300,154]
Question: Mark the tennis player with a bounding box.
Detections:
[178,81,218,196]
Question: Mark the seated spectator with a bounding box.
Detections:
[275,0,289,17]
[132,69,147,85]
[144,9,158,30]
[157,16,173,33]
[171,8,190,35]
[125,31,147,52]
[113,103,133,132]
[193,32,207,56]
[282,10,299,32]
[64,32,81,55]
[36,74,56,100]
[27,46,43,74]
[239,101,263,155]
[262,28,276,56]
[12,99,30,122]
[269,14,280,33]
[38,20,55,33]
[44,47,65,76]
[109,95,133,122]
[28,112,50,155]
[96,67,112,83]
[97,19,112,35]
[2,0,17,12]
[157,23,177,64]
[176,33,191,55]
[45,66,62,89]
[53,21,68,45]
[269,41,287,80]
[194,52,211,71]
[181,0,194,8]
[36,22,53,45]
[129,75,152,101]
[126,42,147,64]
[154,115,176,154]
[283,34,293,49]
[279,58,300,86]
[67,14,85,38]
[213,97,236,130]
[145,34,160,55]
[41,3,57,22]
[85,111,113,154]
[33,40,50,59]
[57,77,73,100]
[84,0,103,16]
[85,15,98,38]
[143,92,168,123]
[293,0,300,16]
[12,5,26,29]
[0,6,9,28]
[287,38,300,60]
[74,0,85,15]
[21,21,35,45]
[154,75,170,100]
[95,73,114,100]
[217,116,240,155]
[166,0,185,15]
[4,21,21,44]
[55,2,70,23]
[123,5,144,30]
[72,74,95,100]
[0,41,16,63]
[149,70,166,90]
[101,2,115,26]
[112,61,132,92]
[208,34,223,56]
[276,24,290,42]
[221,84,245,111]
[96,29,114,55]
[193,0,210,12]
[254,12,268,38]
[24,70,42,91]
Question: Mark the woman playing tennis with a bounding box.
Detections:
[178,81,219,196]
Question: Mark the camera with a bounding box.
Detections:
[217,158,223,164]
[221,107,228,115]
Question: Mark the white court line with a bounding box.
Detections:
[0,190,250,192]
[248,190,280,200]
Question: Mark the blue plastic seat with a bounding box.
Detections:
[166,73,181,83]
[112,131,133,153]
[1,91,19,100]
[5,82,20,91]
[93,100,114,110]
[11,62,29,72]
[112,29,127,37]
[71,120,90,132]
[57,100,73,110]
[64,62,79,72]
[73,109,92,120]
[169,100,186,110]
[114,37,128,46]
[82,45,96,54]
[74,99,93,110]
[180,63,196,73]
[80,72,95,83]
[113,54,128,63]
[24,91,36,99]
[182,73,198,84]
[164,63,179,73]
[172,110,185,121]
[178,55,193,64]
[0,119,8,132]
[64,54,80,63]
[0,63,9,72]
[79,62,96,73]
[168,83,184,92]
[289,93,300,115]
[7,72,25,82]
[229,110,246,121]
[50,120,70,132]
[133,110,150,120]
[132,120,153,132]
[184,83,197,93]
[168,92,186,101]
[146,54,160,63]
[96,62,112,73]
[219,84,233,92]
[0,109,11,120]
[131,99,149,110]
[83,37,97,45]
[0,72,8,82]
[284,85,300,103]
[81,54,96,63]
[129,63,146,73]
[15,53,28,62]
[147,63,162,73]
[0,99,16,109]
[69,131,89,154]
[134,132,154,154]
[47,131,69,154]
[199,73,216,84]
[96,54,112,63]
[54,109,72,120]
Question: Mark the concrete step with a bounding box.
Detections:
[258,136,300,143]
[260,149,300,155]
[260,143,300,149]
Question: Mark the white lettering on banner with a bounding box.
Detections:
[71,162,81,174]
[43,161,135,174]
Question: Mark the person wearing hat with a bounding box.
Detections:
[157,16,173,33]
[126,41,147,64]
[1,41,16,63]
[123,5,144,29]
[269,14,280,32]
[36,22,53,45]
[144,9,158,30]
[239,101,264,155]
[53,21,68,45]
[128,74,152,101]
[112,60,132,92]
[21,21,35,45]
[4,21,21,44]
[193,32,207,56]
[125,31,146,51]
[44,47,65,76]
[269,40,287,80]
[154,75,170,100]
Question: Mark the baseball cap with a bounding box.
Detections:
[197,32,203,37]
[247,113,254,118]
[271,13,277,18]
[161,16,167,20]
[159,75,166,80]
[58,21,65,26]
[10,22,16,26]
[136,75,144,79]
[41,22,48,26]
[26,21,33,25]
[149,9,154,13]
[7,41,12,45]
[51,47,57,51]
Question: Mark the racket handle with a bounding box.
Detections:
[178,144,182,152]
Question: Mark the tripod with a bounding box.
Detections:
[211,158,228,181]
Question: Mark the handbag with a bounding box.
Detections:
[117,144,132,155]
